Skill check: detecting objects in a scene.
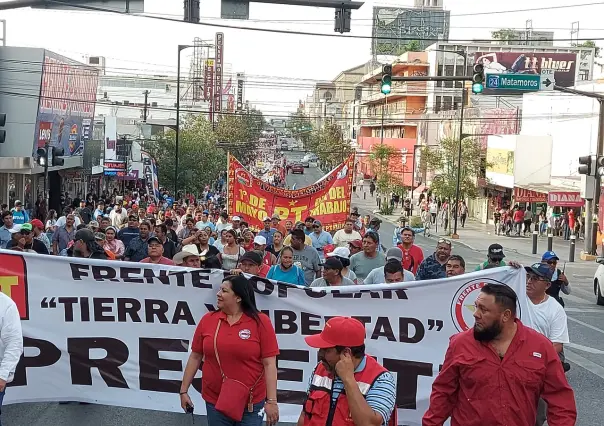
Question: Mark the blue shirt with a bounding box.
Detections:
[310,230,333,251]
[12,209,29,225]
[118,227,140,247]
[0,226,12,249]
[195,220,216,232]
[306,356,396,425]
[266,264,306,286]
[415,253,447,281]
[258,228,276,246]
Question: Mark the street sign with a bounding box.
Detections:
[485,73,541,91]
[540,68,556,91]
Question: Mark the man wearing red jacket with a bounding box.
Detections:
[396,226,424,275]
[423,283,576,426]
[297,317,397,426]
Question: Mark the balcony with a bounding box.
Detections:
[361,81,428,105]
[359,110,423,126]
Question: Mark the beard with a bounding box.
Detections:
[473,321,503,342]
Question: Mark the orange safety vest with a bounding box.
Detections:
[302,356,397,426]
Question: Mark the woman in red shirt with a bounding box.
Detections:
[180,275,280,426]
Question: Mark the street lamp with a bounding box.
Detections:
[431,48,467,237]
[175,44,194,196]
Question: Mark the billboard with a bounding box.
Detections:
[236,72,244,111]
[474,52,578,94]
[104,116,117,161]
[228,154,354,232]
[34,52,99,156]
[371,7,450,56]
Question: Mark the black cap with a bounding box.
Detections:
[239,251,262,266]
[370,217,382,224]
[147,236,162,245]
[74,228,95,243]
[320,257,344,271]
[488,243,505,259]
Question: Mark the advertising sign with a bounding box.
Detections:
[103,160,127,177]
[474,52,578,94]
[513,187,547,203]
[104,116,118,161]
[236,72,244,111]
[34,52,99,156]
[548,191,584,207]
[0,250,529,425]
[214,32,224,116]
[203,59,214,102]
[37,122,53,149]
[142,151,160,202]
[228,154,354,232]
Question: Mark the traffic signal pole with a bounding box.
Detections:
[43,138,49,205]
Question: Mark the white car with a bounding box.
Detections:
[594,257,604,305]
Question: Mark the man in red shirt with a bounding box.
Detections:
[139,236,175,265]
[396,226,424,275]
[423,283,576,426]
[230,251,270,278]
[513,207,525,236]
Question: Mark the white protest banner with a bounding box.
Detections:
[0,250,529,425]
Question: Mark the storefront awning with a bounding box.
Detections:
[514,184,583,206]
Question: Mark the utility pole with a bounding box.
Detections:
[142,90,150,121]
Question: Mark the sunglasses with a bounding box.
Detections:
[546,260,558,265]
[438,238,452,245]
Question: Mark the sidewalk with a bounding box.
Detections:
[351,191,590,263]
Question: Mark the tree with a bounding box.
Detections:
[214,112,261,165]
[146,114,227,195]
[420,137,486,204]
[576,40,601,58]
[309,123,352,171]
[403,40,422,52]
[288,106,313,149]
[491,29,517,44]
[368,144,406,215]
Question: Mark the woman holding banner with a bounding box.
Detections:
[180,275,280,426]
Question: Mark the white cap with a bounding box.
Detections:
[232,216,241,221]
[262,216,271,222]
[8,225,22,234]
[253,235,267,245]
[326,246,350,259]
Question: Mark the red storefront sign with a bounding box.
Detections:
[513,187,547,203]
[548,191,584,207]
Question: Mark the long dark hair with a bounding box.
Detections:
[223,275,260,323]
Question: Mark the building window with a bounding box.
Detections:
[455,65,464,88]
[444,65,454,89]
[453,96,462,110]
[578,70,589,81]
[435,96,442,113]
[437,65,443,88]
[442,96,452,110]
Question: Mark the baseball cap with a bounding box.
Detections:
[128,215,138,221]
[239,251,262,266]
[94,232,106,241]
[262,216,271,222]
[320,257,344,270]
[349,240,362,249]
[386,247,403,261]
[88,220,99,229]
[488,243,505,259]
[313,220,322,226]
[542,251,559,261]
[203,210,209,215]
[253,235,267,245]
[305,317,366,348]
[369,217,382,225]
[20,223,33,232]
[147,236,162,245]
[8,225,22,234]
[524,262,554,281]
[14,200,22,206]
[30,219,44,230]
[326,246,350,259]
[232,216,241,221]
[271,213,281,220]
[74,228,95,243]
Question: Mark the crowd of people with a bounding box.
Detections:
[0,186,578,426]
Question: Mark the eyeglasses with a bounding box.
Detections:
[546,260,557,265]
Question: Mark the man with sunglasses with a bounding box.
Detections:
[6,224,49,254]
[523,262,570,426]
[415,238,452,281]
[541,251,570,307]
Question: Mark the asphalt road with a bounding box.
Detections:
[5,157,604,425]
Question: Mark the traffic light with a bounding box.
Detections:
[472,63,485,94]
[381,64,392,95]
[578,155,595,175]
[0,113,5,143]
[36,147,48,167]
[597,156,604,176]
[334,7,351,33]
[52,146,64,166]
[184,0,200,23]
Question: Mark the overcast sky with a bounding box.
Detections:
[0,0,602,117]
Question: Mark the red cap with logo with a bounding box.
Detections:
[305,317,366,348]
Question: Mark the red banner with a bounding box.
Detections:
[227,155,354,232]
[513,187,547,203]
[548,191,584,207]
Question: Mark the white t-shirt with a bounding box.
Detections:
[363,266,415,285]
[55,215,81,228]
[525,296,569,344]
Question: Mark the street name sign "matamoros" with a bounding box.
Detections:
[485,73,551,91]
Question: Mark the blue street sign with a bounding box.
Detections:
[485,73,541,91]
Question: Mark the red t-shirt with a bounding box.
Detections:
[191,311,279,405]
[139,256,175,265]
[397,244,424,275]
[513,210,525,223]
[258,263,271,278]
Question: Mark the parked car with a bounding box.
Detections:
[291,163,304,174]
[301,159,310,168]
[594,257,604,305]
[280,141,289,150]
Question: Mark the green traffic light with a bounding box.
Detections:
[472,83,484,94]
[381,83,391,95]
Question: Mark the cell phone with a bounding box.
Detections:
[185,403,194,414]
[562,262,566,274]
